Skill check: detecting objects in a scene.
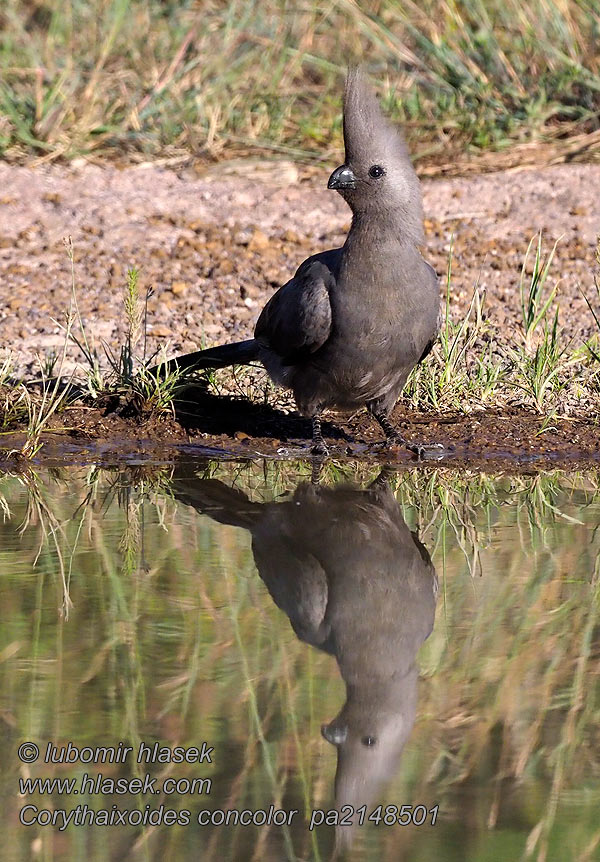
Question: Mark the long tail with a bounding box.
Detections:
[153,338,260,375]
[173,474,263,530]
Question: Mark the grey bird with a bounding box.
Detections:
[172,464,438,853]
[161,69,440,456]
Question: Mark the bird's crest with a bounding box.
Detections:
[343,68,410,168]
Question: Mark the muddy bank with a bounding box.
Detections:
[2,398,600,472]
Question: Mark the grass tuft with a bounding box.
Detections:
[519,233,561,352]
[406,231,598,419]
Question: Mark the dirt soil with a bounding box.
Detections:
[1,159,599,468]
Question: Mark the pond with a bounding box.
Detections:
[1,458,599,861]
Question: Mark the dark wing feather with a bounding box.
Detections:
[418,263,441,364]
[255,258,335,364]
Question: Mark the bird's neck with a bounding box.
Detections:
[346,209,418,250]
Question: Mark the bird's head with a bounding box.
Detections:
[328,67,423,241]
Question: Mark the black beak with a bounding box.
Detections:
[327,165,357,190]
[321,722,348,745]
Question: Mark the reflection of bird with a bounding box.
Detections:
[159,69,440,456]
[173,463,437,851]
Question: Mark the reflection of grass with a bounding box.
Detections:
[0,462,599,860]
[1,1,599,170]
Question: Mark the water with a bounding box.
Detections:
[1,459,599,862]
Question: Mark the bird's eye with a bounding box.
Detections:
[368,165,385,179]
[361,735,377,747]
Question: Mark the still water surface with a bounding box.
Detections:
[1,459,599,862]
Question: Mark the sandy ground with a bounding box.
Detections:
[0,159,598,379]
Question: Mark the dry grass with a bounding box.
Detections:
[1,0,599,171]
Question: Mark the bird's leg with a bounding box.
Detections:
[311,414,329,457]
[369,466,395,489]
[371,410,444,460]
[311,459,324,485]
[274,413,329,459]
[372,411,409,446]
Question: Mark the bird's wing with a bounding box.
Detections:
[254,539,332,649]
[254,257,337,363]
[418,262,441,364]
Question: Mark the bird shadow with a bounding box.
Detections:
[172,383,349,444]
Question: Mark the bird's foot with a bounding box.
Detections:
[275,443,329,459]
[406,442,446,461]
[370,412,446,461]
[385,433,446,461]
[383,431,408,448]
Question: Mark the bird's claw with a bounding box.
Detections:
[384,434,446,461]
[277,446,311,457]
[408,442,446,461]
[275,443,329,458]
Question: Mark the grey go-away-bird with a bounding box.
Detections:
[160,69,441,456]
